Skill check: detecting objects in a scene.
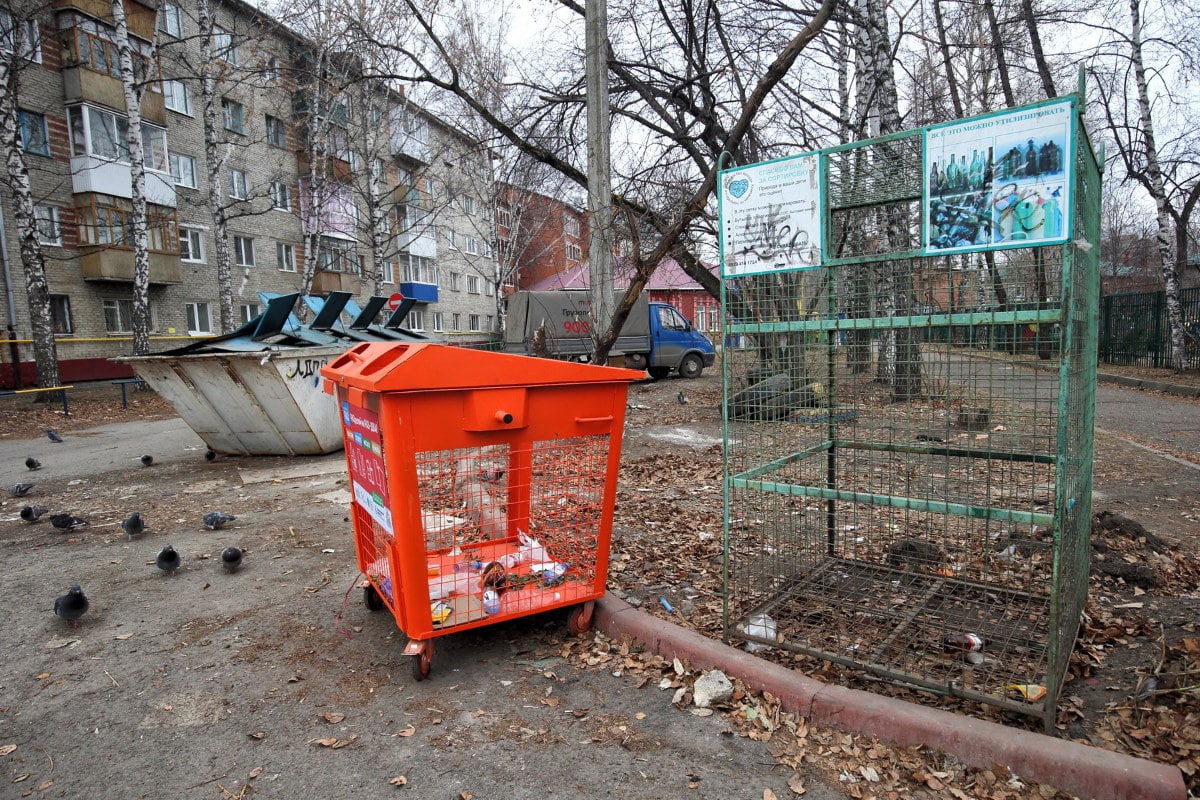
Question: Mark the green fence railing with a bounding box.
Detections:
[1100,288,1200,368]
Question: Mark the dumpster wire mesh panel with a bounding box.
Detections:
[722,120,1098,729]
[409,436,609,629]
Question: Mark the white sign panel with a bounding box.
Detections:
[924,98,1074,254]
[720,153,822,277]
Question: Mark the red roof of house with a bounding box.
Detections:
[525,257,715,291]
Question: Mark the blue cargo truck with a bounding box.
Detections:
[503,290,716,379]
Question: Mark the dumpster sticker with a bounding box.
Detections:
[342,401,393,535]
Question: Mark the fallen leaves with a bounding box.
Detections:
[0,744,15,756]
[309,735,358,749]
[388,775,407,786]
[320,712,345,724]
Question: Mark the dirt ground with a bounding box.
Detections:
[0,366,1197,799]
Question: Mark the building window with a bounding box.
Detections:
[50,295,73,334]
[459,195,475,214]
[446,229,457,250]
[448,272,461,291]
[401,254,436,283]
[432,311,443,332]
[213,26,236,63]
[486,314,493,330]
[19,110,49,156]
[63,13,151,80]
[408,309,424,331]
[34,205,61,245]
[222,98,245,133]
[239,303,260,324]
[566,242,582,262]
[67,106,168,171]
[464,235,479,255]
[262,55,279,82]
[317,238,359,274]
[158,3,183,37]
[265,115,286,147]
[163,80,191,115]
[564,214,580,238]
[1,12,41,61]
[452,313,461,332]
[102,299,136,333]
[78,197,177,253]
[276,242,295,272]
[485,280,495,297]
[169,153,198,188]
[381,259,395,284]
[185,302,213,335]
[233,236,255,266]
[466,275,481,294]
[270,181,290,211]
[497,203,512,229]
[229,169,248,199]
[179,227,204,262]
[468,313,481,331]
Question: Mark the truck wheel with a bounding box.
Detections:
[647,366,671,380]
[679,353,704,379]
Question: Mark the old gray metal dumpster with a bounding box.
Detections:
[117,292,430,456]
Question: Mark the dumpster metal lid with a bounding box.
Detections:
[320,342,646,391]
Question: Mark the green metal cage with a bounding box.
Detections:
[719,94,1100,732]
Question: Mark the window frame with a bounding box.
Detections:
[212,25,237,64]
[233,235,255,267]
[466,274,481,294]
[158,3,183,37]
[270,181,290,211]
[229,168,248,200]
[432,311,444,332]
[464,234,479,255]
[1,12,41,62]
[185,301,213,335]
[33,204,62,246]
[468,313,481,331]
[239,303,260,324]
[179,227,204,262]
[221,97,245,134]
[163,79,191,115]
[566,242,582,262]
[381,259,395,284]
[50,294,73,335]
[265,114,286,147]
[276,242,295,272]
[18,109,50,156]
[169,152,198,188]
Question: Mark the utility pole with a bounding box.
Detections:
[585,0,614,357]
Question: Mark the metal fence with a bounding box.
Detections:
[720,99,1098,733]
[1100,288,1200,369]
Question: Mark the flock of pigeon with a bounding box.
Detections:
[13,431,244,629]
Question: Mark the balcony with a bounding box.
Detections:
[296,150,355,182]
[54,0,157,39]
[391,129,430,163]
[71,159,176,207]
[80,249,181,284]
[62,68,166,125]
[398,281,437,303]
[311,270,361,295]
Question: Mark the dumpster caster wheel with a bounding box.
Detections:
[567,601,595,635]
[364,585,384,612]
[407,641,433,681]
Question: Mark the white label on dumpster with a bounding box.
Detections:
[353,480,393,535]
[342,401,393,535]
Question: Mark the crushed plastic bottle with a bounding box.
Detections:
[541,563,568,587]
[742,613,777,653]
[942,633,990,653]
[482,589,500,615]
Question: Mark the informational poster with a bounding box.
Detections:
[924,98,1074,254]
[719,152,822,276]
[341,401,393,535]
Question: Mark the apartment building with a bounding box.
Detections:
[0,0,499,385]
[495,184,587,292]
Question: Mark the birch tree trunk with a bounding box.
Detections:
[196,0,235,333]
[111,0,153,354]
[1128,0,1187,371]
[1,47,61,388]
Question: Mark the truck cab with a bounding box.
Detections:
[643,302,717,379]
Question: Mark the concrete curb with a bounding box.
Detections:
[1097,371,1200,399]
[594,595,1186,800]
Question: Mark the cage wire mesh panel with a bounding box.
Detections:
[722,100,1098,730]
[408,436,609,629]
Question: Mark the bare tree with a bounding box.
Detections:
[0,5,60,388]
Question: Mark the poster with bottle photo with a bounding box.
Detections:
[719,152,822,277]
[924,98,1074,255]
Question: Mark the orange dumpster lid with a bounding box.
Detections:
[320,342,646,392]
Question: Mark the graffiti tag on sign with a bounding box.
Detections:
[720,152,822,277]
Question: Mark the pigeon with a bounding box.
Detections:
[47,429,63,443]
[140,454,154,467]
[50,513,89,531]
[54,584,89,627]
[221,546,243,573]
[10,483,34,497]
[20,504,49,522]
[204,449,216,462]
[203,511,236,530]
[156,544,181,576]
[25,456,42,470]
[677,391,688,405]
[122,512,145,539]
